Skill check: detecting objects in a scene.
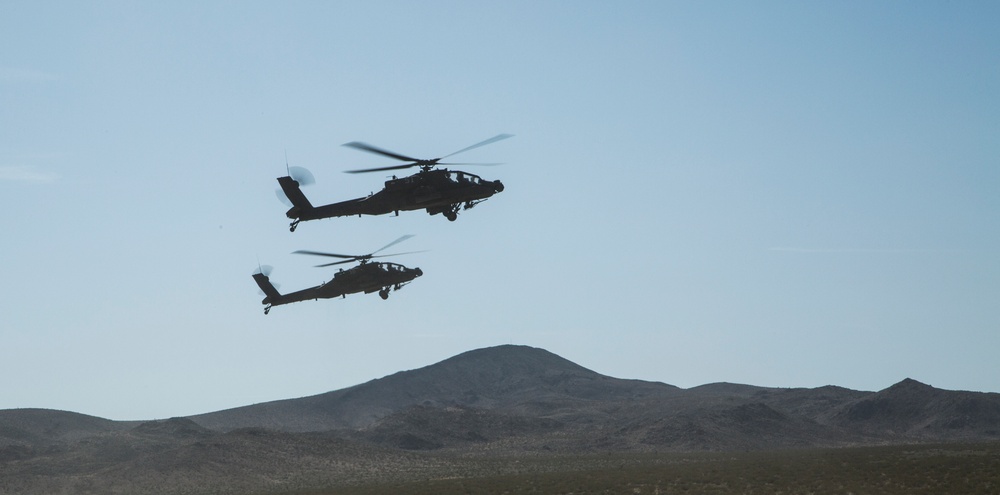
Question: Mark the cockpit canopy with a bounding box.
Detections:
[380,262,409,272]
[448,171,486,185]
[383,169,490,190]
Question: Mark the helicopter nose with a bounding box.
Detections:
[414,267,423,277]
[493,180,504,193]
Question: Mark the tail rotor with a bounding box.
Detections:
[275,152,316,231]
[285,150,316,186]
[252,264,281,306]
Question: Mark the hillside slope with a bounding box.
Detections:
[190,345,680,431]
[3,345,1000,495]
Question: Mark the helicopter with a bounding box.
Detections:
[252,235,423,314]
[277,134,512,232]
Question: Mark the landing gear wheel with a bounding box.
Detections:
[289,219,300,232]
[379,289,390,300]
[264,305,271,315]
[445,211,457,221]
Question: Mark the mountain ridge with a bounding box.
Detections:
[5,345,999,445]
[189,344,681,431]
[4,344,1000,494]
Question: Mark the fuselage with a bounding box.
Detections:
[288,169,504,221]
[262,262,422,307]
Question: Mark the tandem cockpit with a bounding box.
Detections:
[451,171,485,185]
[383,170,490,189]
[381,262,410,273]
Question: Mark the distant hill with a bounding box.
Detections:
[190,345,680,431]
[3,344,1000,494]
[0,408,131,448]
[833,378,1000,439]
[185,345,1000,451]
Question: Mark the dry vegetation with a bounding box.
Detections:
[289,442,1000,495]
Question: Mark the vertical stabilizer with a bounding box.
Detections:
[253,272,281,301]
[277,176,313,211]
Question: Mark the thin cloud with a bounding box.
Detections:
[0,165,60,183]
[768,247,961,254]
[0,66,58,83]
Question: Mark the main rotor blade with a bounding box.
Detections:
[343,141,422,163]
[372,234,415,255]
[293,250,358,259]
[344,163,418,174]
[313,250,426,268]
[434,162,503,167]
[295,235,415,266]
[441,134,513,159]
[369,250,428,259]
[314,258,360,268]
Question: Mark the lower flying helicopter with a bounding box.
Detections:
[252,235,423,314]
[277,134,511,231]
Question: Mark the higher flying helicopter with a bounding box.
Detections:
[277,134,511,231]
[252,235,423,314]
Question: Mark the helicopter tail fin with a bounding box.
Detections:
[277,176,314,211]
[253,272,281,301]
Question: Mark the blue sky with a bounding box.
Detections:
[2,1,998,421]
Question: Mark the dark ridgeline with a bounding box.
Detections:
[3,345,999,494]
[189,345,680,432]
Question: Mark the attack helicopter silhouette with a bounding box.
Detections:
[277,134,511,231]
[252,235,423,314]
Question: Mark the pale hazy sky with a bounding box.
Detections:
[2,1,998,421]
